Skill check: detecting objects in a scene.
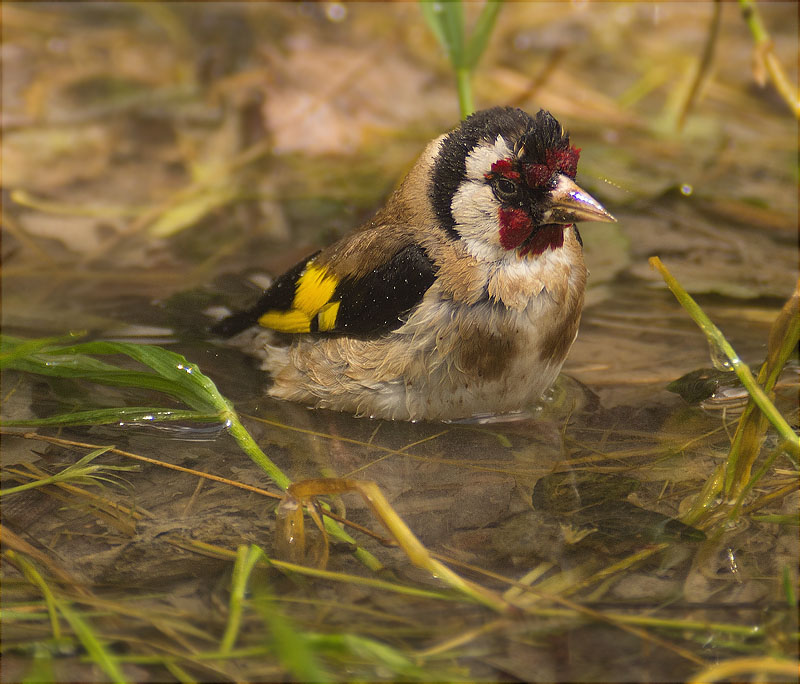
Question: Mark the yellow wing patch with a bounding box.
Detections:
[295,263,338,317]
[257,260,341,334]
[258,309,311,333]
[317,301,341,332]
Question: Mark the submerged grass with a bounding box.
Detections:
[6,551,131,684]
[0,334,521,679]
[0,334,290,486]
[725,284,800,495]
[650,258,799,477]
[0,446,129,497]
[737,0,800,117]
[0,334,382,572]
[2,331,796,678]
[2,295,795,678]
[249,561,328,683]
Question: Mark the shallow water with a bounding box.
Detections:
[2,2,798,682]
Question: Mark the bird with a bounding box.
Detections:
[212,106,615,421]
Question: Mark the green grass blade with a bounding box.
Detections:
[6,550,129,683]
[2,340,217,412]
[738,0,799,117]
[220,545,265,655]
[420,1,502,118]
[441,1,466,67]
[309,634,430,680]
[1,407,215,428]
[0,333,83,365]
[420,0,465,67]
[57,600,130,684]
[2,350,123,374]
[649,258,799,463]
[725,283,800,494]
[219,543,331,680]
[464,0,503,69]
[21,648,57,684]
[5,360,212,411]
[47,341,221,412]
[225,412,292,491]
[419,0,447,53]
[5,550,63,642]
[456,67,474,117]
[0,446,116,496]
[88,342,226,407]
[252,579,329,682]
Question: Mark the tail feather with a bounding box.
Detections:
[210,309,259,338]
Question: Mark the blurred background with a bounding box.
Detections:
[3,3,796,344]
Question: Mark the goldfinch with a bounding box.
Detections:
[213,107,615,421]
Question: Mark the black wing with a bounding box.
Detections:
[211,244,437,339]
[329,243,437,336]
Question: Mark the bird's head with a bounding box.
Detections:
[429,107,615,261]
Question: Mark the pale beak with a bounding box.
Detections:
[543,174,616,224]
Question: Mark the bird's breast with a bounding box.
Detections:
[384,251,585,414]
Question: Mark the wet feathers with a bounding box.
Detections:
[212,106,615,420]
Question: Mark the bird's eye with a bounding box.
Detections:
[493,177,520,201]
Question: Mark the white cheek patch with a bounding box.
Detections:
[452,135,515,261]
[451,183,504,261]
